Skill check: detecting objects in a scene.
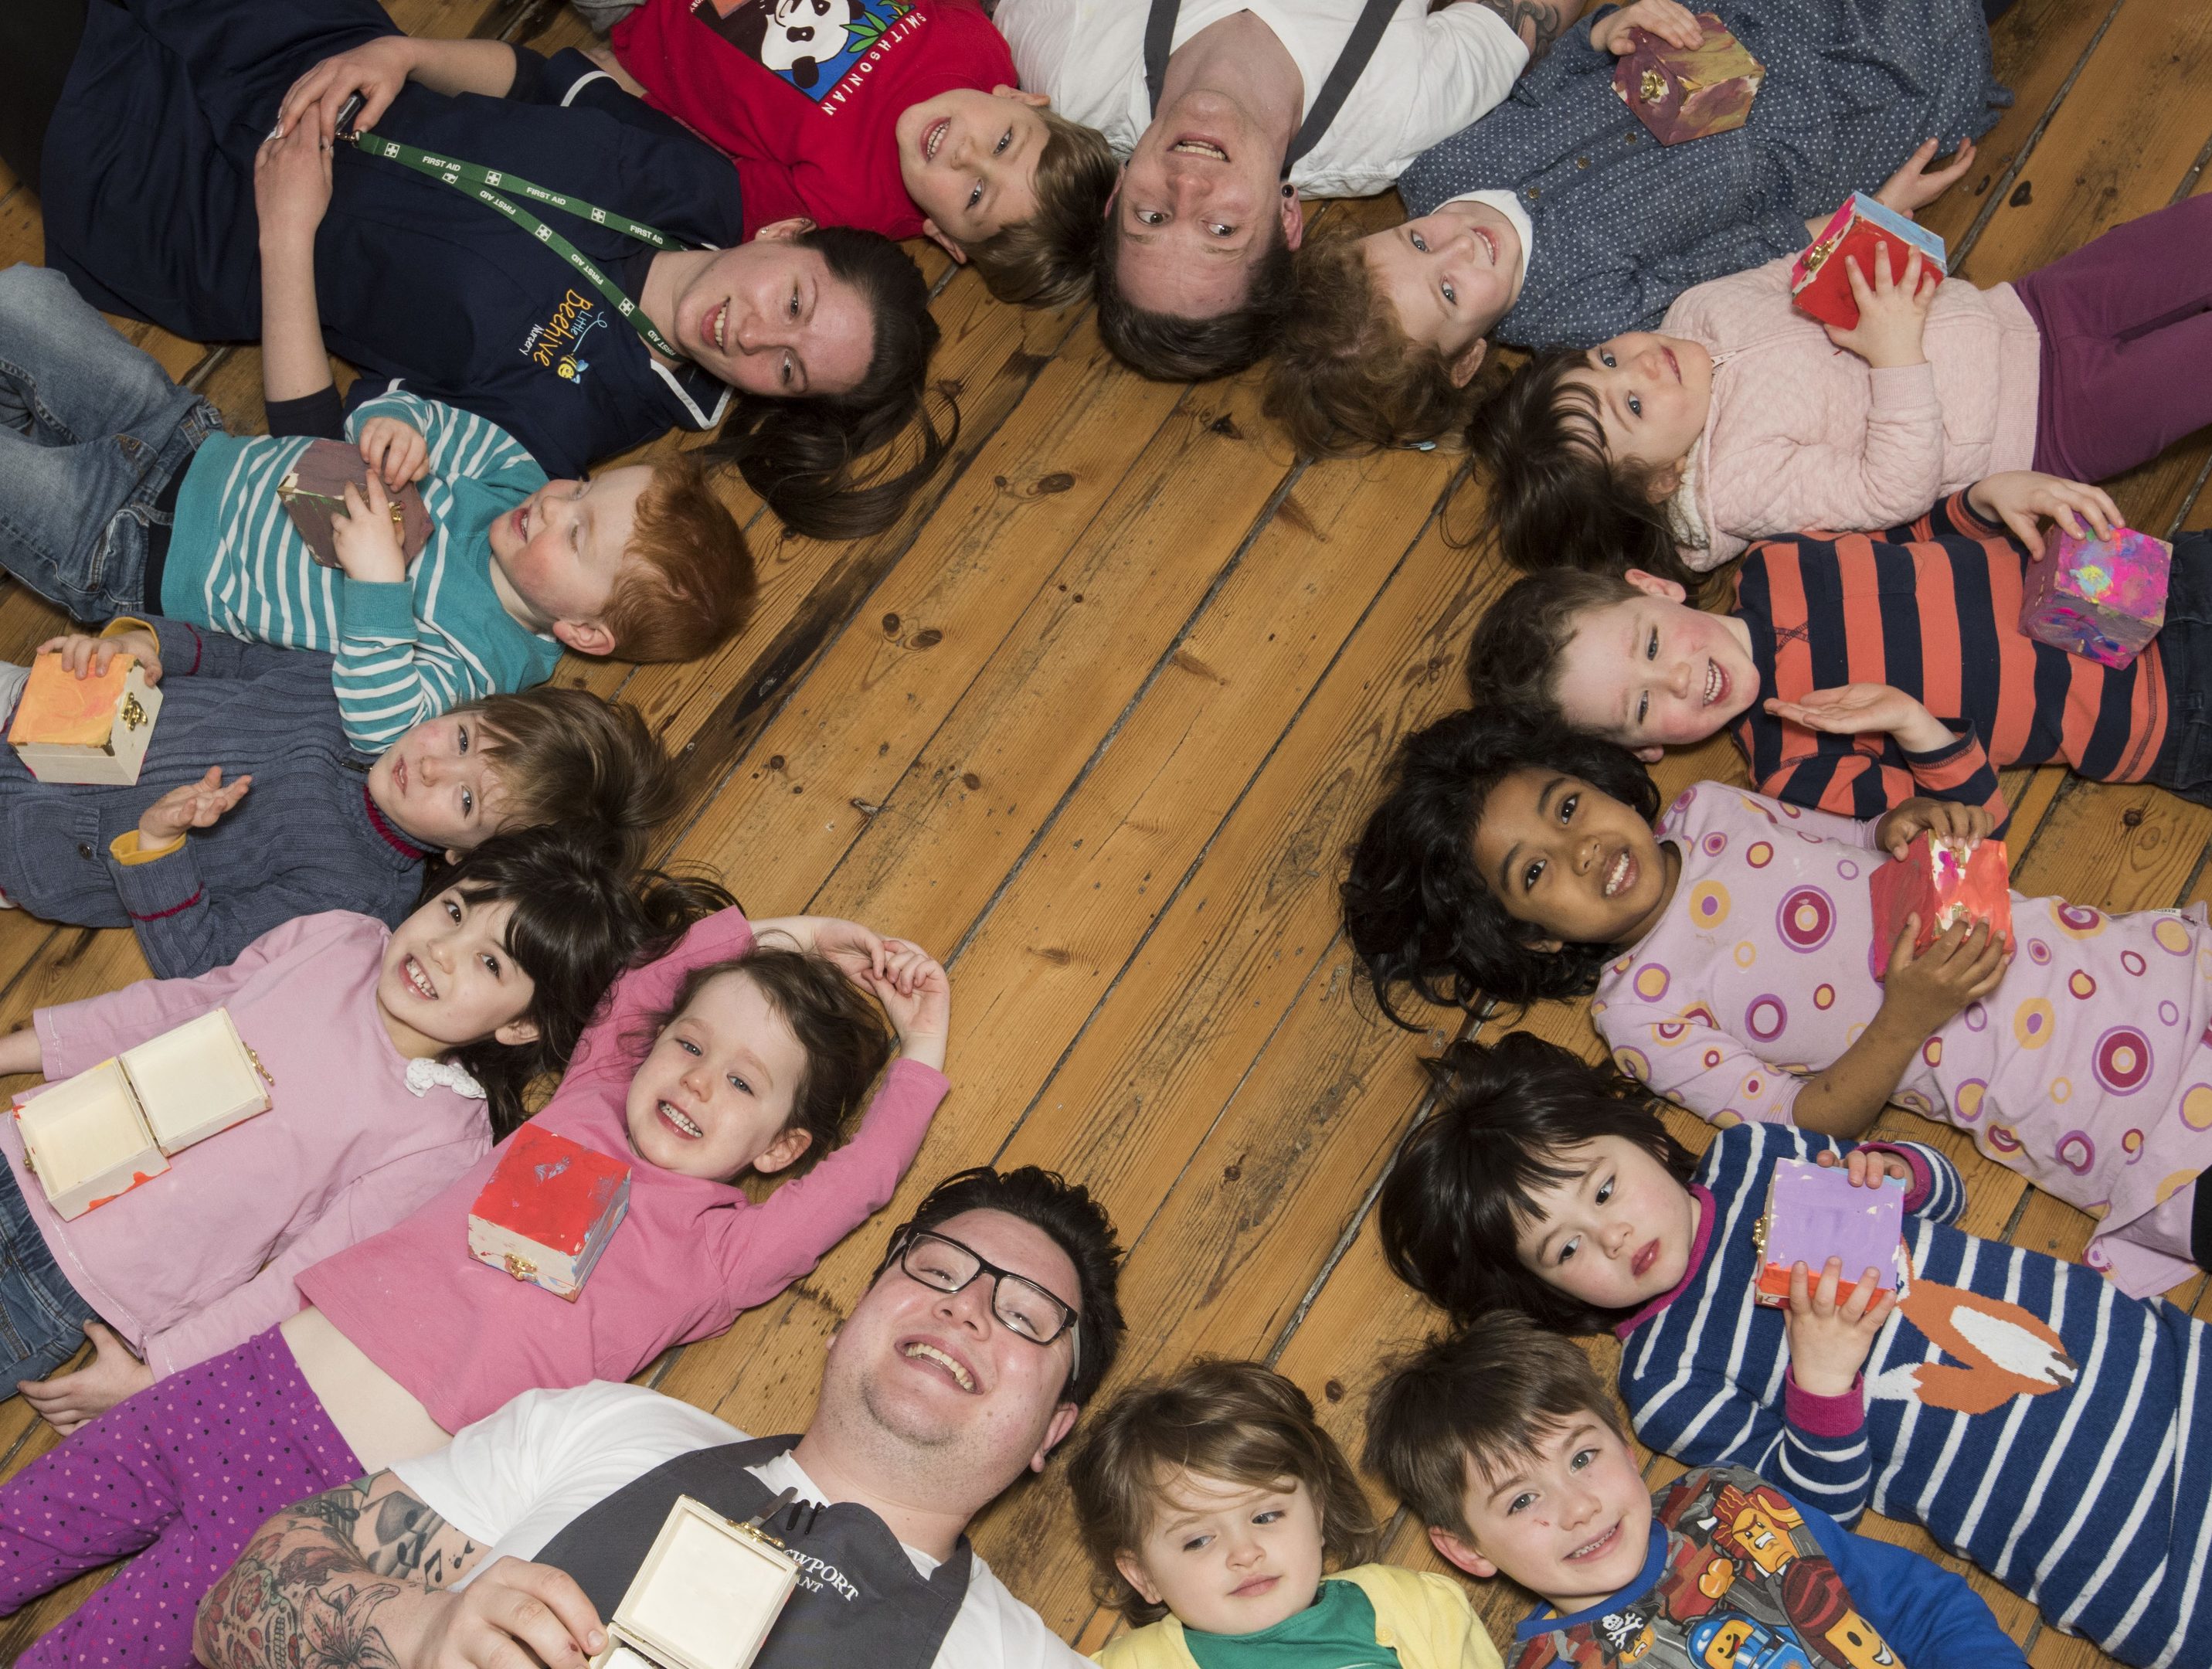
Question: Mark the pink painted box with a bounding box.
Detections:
[1754,1158,1905,1307]
[467,1125,631,1301]
[2019,523,2171,669]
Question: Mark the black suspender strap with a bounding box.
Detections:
[1140,0,1405,177]
[1286,0,1399,168]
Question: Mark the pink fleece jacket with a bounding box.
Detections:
[297,907,949,1433]
[5,912,491,1377]
[1663,256,2043,569]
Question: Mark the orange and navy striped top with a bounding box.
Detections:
[1728,491,2166,828]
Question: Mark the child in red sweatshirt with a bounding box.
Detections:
[607,0,1113,303]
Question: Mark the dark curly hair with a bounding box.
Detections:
[1095,210,1297,382]
[703,226,956,541]
[1462,347,1693,584]
[1462,567,1643,719]
[1378,1033,1696,1331]
[1340,705,1660,1022]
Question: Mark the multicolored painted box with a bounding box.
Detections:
[2019,522,2171,669]
[1868,832,2012,980]
[1611,12,1765,145]
[7,651,163,785]
[1754,1160,1905,1307]
[1791,192,1948,331]
[467,1124,631,1300]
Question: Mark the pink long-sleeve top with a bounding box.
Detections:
[297,907,949,1433]
[1664,257,2042,569]
[2,912,492,1377]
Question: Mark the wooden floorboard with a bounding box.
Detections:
[2,3,2208,1664]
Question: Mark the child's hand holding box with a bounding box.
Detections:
[8,648,163,786]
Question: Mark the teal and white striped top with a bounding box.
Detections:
[166,389,562,754]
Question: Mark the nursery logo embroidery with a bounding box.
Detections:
[519,289,610,384]
[690,0,925,104]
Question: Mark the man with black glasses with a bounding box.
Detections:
[195,1167,1126,1669]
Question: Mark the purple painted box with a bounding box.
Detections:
[2019,523,2171,669]
[1753,1158,1904,1308]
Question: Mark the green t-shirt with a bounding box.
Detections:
[1182,1579,1405,1669]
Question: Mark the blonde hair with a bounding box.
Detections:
[1262,231,1479,457]
[1065,1358,1378,1625]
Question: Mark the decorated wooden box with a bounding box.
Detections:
[1752,1158,1905,1307]
[276,439,434,569]
[1867,831,2012,980]
[467,1124,631,1300]
[12,1009,272,1219]
[590,1495,800,1669]
[2019,522,2171,668]
[7,650,163,785]
[1611,12,1765,145]
[1791,192,1948,330]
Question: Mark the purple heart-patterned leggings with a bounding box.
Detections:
[0,1325,360,1667]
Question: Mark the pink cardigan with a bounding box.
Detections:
[5,912,491,1377]
[1663,257,2042,569]
[297,907,949,1433]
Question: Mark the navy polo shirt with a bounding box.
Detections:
[45,0,742,477]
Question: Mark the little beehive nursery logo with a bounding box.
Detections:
[691,0,924,101]
[520,290,610,385]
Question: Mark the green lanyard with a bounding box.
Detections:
[351,130,687,361]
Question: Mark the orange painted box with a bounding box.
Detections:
[1612,12,1765,145]
[1867,832,2011,980]
[7,651,163,785]
[467,1124,631,1300]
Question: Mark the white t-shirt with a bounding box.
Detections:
[997,0,1527,200]
[392,1382,1089,1669]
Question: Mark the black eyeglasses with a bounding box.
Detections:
[890,1229,1082,1380]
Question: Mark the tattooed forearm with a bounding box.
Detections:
[196,1511,406,1669]
[195,1474,483,1668]
[1467,0,1573,60]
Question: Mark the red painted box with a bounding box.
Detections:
[467,1125,631,1301]
[1611,12,1765,146]
[1792,192,1949,331]
[1868,832,2012,980]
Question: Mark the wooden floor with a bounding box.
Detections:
[2,0,2210,1661]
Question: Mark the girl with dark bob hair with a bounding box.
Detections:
[1340,702,1660,1025]
[1378,1032,1695,1332]
[24,0,950,539]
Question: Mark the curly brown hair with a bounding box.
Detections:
[1262,230,1483,457]
[1066,1358,1378,1625]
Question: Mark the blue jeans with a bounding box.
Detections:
[0,1157,97,1390]
[0,263,220,623]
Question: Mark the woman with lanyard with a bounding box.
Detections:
[26,0,950,538]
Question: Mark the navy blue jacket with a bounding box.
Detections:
[1397,0,2006,348]
[44,0,740,477]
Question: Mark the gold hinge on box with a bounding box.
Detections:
[504,1253,539,1281]
[243,1043,275,1086]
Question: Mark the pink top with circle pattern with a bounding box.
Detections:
[1592,784,2212,1298]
